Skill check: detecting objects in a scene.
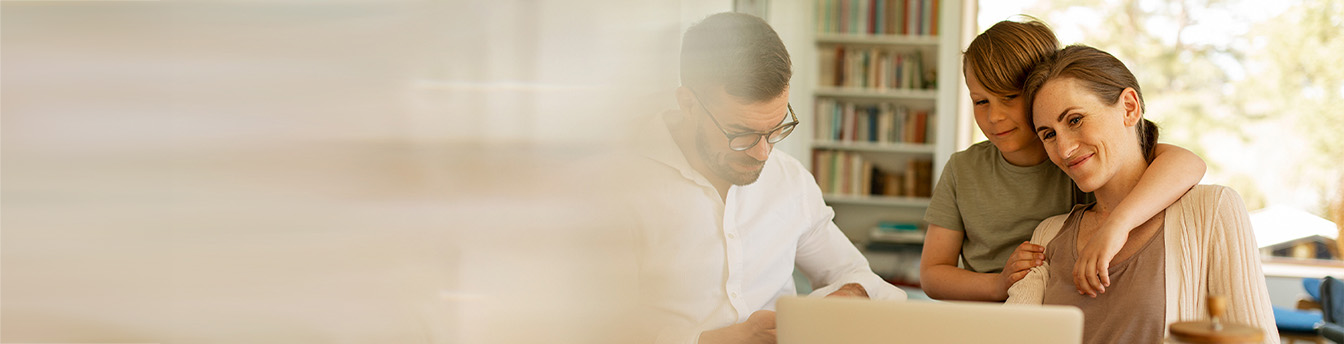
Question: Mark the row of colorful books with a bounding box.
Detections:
[812,150,933,197]
[814,99,929,144]
[820,47,929,90]
[814,0,941,36]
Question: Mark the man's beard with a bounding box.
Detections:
[695,128,766,186]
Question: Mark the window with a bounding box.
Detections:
[972,0,1344,264]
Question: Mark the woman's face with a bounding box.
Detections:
[1031,77,1142,193]
[964,67,1044,160]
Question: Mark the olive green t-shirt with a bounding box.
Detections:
[923,141,1092,273]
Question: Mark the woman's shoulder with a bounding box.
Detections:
[1169,185,1251,227]
[1030,211,1077,246]
[1172,185,1242,209]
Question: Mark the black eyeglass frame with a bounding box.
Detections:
[689,89,800,151]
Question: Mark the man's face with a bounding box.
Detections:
[692,87,791,186]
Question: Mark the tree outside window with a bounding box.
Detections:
[976,0,1344,261]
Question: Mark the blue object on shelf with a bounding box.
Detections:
[1274,305,1323,332]
[1305,277,1324,301]
[876,221,920,232]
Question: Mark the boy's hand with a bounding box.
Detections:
[1073,224,1126,297]
[998,241,1045,299]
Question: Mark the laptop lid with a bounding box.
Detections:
[777,297,1083,344]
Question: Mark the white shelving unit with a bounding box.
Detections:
[822,194,932,208]
[816,33,940,46]
[800,0,963,287]
[812,140,936,154]
[814,87,938,100]
[805,0,961,239]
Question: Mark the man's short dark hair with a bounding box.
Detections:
[680,12,792,102]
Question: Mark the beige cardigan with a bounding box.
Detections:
[1006,185,1279,344]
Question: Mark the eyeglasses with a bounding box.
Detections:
[690,89,799,151]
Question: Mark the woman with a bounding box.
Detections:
[1006,45,1277,344]
[918,18,1207,302]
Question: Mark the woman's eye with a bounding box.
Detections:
[973,99,988,106]
[1068,116,1082,125]
[1040,131,1055,140]
[1004,94,1019,100]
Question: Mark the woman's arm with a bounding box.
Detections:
[919,225,1041,301]
[1074,143,1206,296]
[1206,187,1279,343]
[1007,216,1067,305]
[1005,258,1049,305]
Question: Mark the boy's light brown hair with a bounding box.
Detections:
[963,19,1059,96]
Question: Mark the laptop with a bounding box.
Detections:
[777,296,1083,344]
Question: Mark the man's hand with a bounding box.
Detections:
[698,310,776,344]
[825,283,869,298]
[997,241,1045,300]
[1073,223,1125,297]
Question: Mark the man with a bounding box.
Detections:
[631,12,906,344]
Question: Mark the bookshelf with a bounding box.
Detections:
[806,0,961,288]
[815,87,937,100]
[822,194,931,207]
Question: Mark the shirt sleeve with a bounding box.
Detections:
[653,327,701,344]
[1205,187,1280,344]
[794,164,906,301]
[1005,216,1063,305]
[924,155,963,231]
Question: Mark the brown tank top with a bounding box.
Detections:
[1042,203,1166,344]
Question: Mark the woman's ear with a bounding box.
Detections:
[1120,87,1143,127]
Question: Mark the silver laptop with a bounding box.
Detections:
[777,297,1083,344]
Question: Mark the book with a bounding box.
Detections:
[905,0,917,35]
[873,0,883,35]
[870,221,924,244]
[930,0,939,36]
[834,46,846,86]
[840,0,850,34]
[820,47,836,88]
[827,150,838,193]
[858,0,868,36]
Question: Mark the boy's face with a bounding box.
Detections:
[964,67,1042,158]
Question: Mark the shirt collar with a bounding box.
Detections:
[639,110,712,185]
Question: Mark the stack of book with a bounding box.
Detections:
[813,99,929,144]
[864,240,923,287]
[812,150,934,198]
[820,47,928,90]
[868,221,924,243]
[815,0,941,36]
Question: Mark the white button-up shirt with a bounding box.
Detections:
[631,113,905,344]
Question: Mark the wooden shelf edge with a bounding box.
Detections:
[816,33,939,45]
[812,141,935,154]
[814,87,937,100]
[822,194,932,207]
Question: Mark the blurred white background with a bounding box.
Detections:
[3,1,690,342]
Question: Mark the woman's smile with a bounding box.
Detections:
[1066,153,1094,170]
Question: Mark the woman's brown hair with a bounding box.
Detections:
[1023,45,1159,163]
[963,18,1059,96]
